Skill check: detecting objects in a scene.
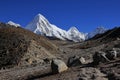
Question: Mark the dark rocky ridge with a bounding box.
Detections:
[90,27,120,41]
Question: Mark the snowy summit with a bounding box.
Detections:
[87,27,107,39]
[25,14,107,42]
[26,14,86,42]
[7,21,21,27]
[67,27,86,42]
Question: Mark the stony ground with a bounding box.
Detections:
[0,23,120,80]
[37,67,107,80]
[43,40,120,80]
[0,39,120,80]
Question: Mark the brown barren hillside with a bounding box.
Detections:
[0,23,58,69]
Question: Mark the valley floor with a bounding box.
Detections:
[0,40,120,80]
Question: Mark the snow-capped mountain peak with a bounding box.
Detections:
[67,26,86,42]
[87,27,107,39]
[34,14,50,24]
[95,27,107,33]
[68,26,79,33]
[25,14,108,42]
[25,14,86,42]
[7,21,21,27]
[26,14,68,40]
[5,14,107,42]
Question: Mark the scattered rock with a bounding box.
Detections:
[106,48,117,60]
[78,68,108,80]
[93,51,110,65]
[51,59,68,73]
[80,57,86,64]
[93,48,120,65]
[67,56,86,67]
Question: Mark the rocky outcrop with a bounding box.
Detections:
[67,56,86,67]
[93,48,120,65]
[51,59,68,73]
[106,48,117,60]
[93,51,110,65]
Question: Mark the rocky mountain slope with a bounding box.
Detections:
[0,22,59,69]
[90,27,120,41]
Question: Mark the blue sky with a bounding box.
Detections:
[0,0,120,32]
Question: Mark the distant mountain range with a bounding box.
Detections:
[7,14,107,42]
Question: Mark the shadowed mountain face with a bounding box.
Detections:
[0,23,58,69]
[69,27,120,49]
[90,27,120,41]
[87,27,120,47]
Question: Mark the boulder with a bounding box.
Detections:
[93,51,110,65]
[114,48,120,57]
[80,57,86,64]
[51,59,68,73]
[106,48,117,60]
[93,48,120,65]
[67,56,86,67]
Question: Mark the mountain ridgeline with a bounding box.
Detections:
[25,14,107,42]
[7,14,107,42]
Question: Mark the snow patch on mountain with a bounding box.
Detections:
[7,21,21,27]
